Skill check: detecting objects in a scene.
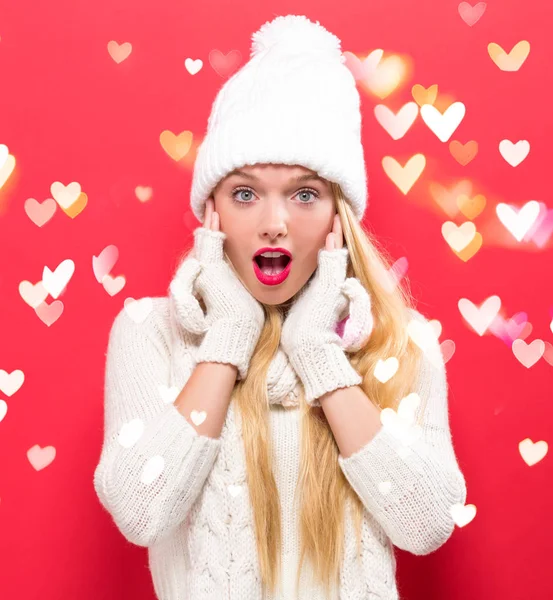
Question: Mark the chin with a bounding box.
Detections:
[246,270,313,308]
[248,283,298,307]
[255,293,295,308]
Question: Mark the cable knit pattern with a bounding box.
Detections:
[93,296,467,599]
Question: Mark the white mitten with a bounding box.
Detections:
[169,227,265,380]
[281,246,374,406]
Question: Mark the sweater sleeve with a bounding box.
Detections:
[93,303,222,548]
[337,308,467,556]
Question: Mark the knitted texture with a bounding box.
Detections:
[189,14,367,225]
[281,246,373,406]
[169,227,265,381]
[93,295,467,599]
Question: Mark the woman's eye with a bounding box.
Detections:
[231,187,319,207]
[297,190,315,202]
[235,189,254,202]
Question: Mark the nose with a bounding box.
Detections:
[259,200,287,240]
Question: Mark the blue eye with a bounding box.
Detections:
[231,187,319,208]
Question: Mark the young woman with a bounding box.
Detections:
[94,15,467,600]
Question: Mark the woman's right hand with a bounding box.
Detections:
[169,199,265,379]
[193,199,265,332]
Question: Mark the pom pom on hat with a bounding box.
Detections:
[250,14,344,61]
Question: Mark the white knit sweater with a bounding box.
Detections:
[93,296,467,600]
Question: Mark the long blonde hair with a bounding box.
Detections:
[186,182,426,597]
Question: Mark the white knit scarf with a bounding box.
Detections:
[168,296,350,409]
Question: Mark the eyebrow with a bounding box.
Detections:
[225,169,327,185]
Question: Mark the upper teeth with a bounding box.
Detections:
[259,252,286,258]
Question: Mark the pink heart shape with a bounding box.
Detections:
[512,339,545,368]
[27,444,56,471]
[458,2,487,26]
[35,300,64,326]
[209,49,242,78]
[92,245,119,283]
[24,198,57,227]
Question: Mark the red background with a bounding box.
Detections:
[0,0,552,598]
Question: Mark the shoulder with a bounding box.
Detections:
[405,307,447,386]
[405,308,438,343]
[406,307,428,324]
[108,296,173,356]
[405,307,445,367]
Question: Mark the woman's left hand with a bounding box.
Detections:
[281,214,375,406]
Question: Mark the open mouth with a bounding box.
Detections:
[254,254,291,275]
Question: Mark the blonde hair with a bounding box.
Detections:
[186,182,426,597]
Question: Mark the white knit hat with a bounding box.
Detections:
[190,14,367,224]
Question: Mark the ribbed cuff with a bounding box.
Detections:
[195,318,261,380]
[289,343,363,406]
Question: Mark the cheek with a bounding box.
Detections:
[291,222,328,252]
[292,239,325,277]
[219,235,243,266]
